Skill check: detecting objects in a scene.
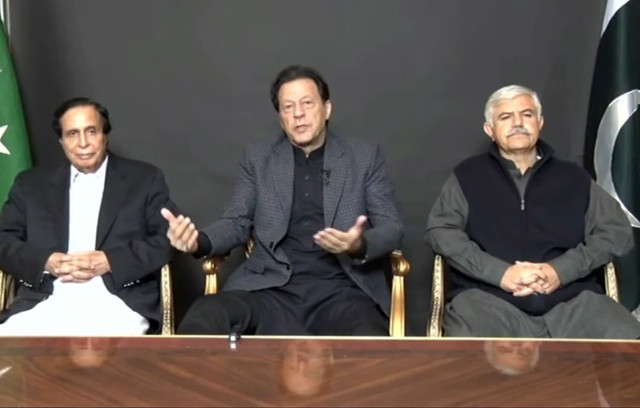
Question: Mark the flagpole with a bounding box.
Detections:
[3,0,9,37]
[0,0,9,36]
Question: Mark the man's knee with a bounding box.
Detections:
[567,290,623,315]
[444,290,492,337]
[177,295,218,334]
[443,306,474,337]
[573,290,605,303]
[449,289,495,314]
[311,293,388,336]
[444,289,533,337]
[349,315,389,336]
[553,290,640,339]
[178,292,249,334]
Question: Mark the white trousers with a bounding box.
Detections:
[0,277,148,336]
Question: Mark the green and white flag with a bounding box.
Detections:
[584,0,640,311]
[0,19,31,207]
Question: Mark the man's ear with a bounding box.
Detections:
[324,100,332,121]
[538,115,544,131]
[483,122,495,140]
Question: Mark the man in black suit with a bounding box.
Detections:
[163,65,402,336]
[0,97,176,335]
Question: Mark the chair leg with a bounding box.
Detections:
[160,264,174,335]
[604,262,619,303]
[428,255,445,337]
[389,275,405,337]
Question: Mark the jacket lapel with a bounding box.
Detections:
[48,164,71,250]
[323,134,347,227]
[96,155,127,248]
[269,137,294,227]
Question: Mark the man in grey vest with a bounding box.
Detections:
[426,85,640,338]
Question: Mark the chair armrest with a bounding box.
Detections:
[604,262,619,303]
[389,250,410,338]
[390,250,411,277]
[0,269,7,312]
[203,256,225,295]
[160,264,174,335]
[428,254,445,337]
[0,270,15,313]
[203,238,254,296]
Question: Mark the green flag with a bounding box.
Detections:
[0,19,31,206]
[584,0,640,311]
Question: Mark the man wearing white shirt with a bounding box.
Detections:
[0,97,176,335]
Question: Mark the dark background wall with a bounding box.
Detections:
[7,0,606,335]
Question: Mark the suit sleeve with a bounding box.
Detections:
[102,167,177,288]
[200,147,256,257]
[0,173,54,287]
[356,144,403,263]
[425,173,510,286]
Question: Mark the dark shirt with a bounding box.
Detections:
[279,145,344,280]
[196,144,354,297]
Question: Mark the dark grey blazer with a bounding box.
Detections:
[202,133,403,315]
[0,153,177,331]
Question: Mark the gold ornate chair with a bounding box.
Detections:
[159,265,174,335]
[427,255,619,337]
[202,241,411,337]
[0,267,175,335]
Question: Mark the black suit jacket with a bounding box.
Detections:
[0,153,177,332]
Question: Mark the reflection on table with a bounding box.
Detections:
[0,336,638,407]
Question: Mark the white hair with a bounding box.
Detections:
[484,341,540,376]
[484,85,542,124]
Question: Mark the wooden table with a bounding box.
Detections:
[0,336,638,407]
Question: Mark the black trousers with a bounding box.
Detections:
[178,283,389,336]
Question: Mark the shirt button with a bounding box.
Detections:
[304,175,310,181]
[304,193,309,197]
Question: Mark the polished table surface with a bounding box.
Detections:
[0,336,638,407]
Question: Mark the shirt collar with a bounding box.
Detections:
[292,142,325,162]
[70,155,109,184]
